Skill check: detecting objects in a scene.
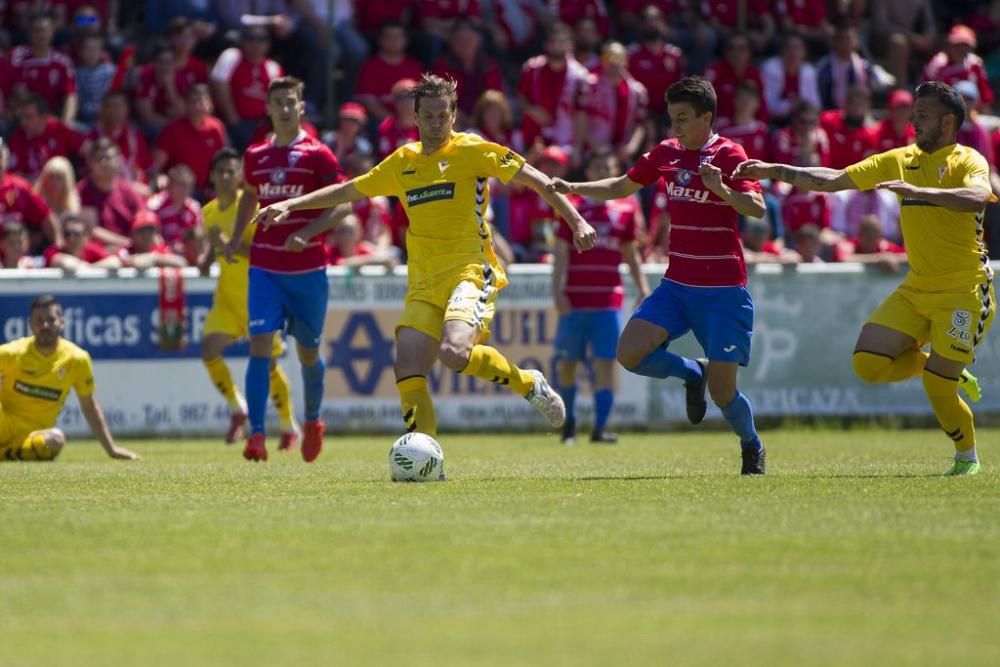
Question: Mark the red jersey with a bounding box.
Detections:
[243,132,343,273]
[355,55,424,109]
[0,172,50,230]
[43,240,109,266]
[77,178,146,238]
[210,48,284,121]
[833,237,905,262]
[558,196,636,309]
[430,54,504,115]
[627,42,684,115]
[6,118,86,181]
[88,122,152,183]
[357,0,415,33]
[508,187,553,245]
[873,119,915,152]
[627,135,760,287]
[703,60,768,126]
[147,192,201,247]
[9,46,76,114]
[702,0,771,26]
[377,115,419,159]
[773,0,827,26]
[327,242,373,266]
[992,129,1000,173]
[922,52,994,107]
[517,56,590,148]
[352,196,391,242]
[771,126,831,167]
[781,189,831,233]
[155,116,228,189]
[135,62,205,116]
[550,0,609,37]
[819,110,877,169]
[718,120,770,161]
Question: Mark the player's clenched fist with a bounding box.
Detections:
[547,178,572,194]
[572,220,598,252]
[284,233,308,252]
[253,201,292,230]
[732,159,774,180]
[699,162,724,192]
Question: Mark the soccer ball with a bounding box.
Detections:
[389,433,445,482]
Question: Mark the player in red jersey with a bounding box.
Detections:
[223,77,350,463]
[551,77,769,475]
[553,149,650,444]
[819,86,877,170]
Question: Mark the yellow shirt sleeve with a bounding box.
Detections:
[961,151,999,202]
[353,152,401,198]
[844,150,898,191]
[73,351,95,398]
[0,344,12,375]
[475,141,526,184]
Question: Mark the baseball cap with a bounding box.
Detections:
[947,24,977,48]
[887,89,914,109]
[539,145,569,167]
[132,210,159,230]
[339,102,367,122]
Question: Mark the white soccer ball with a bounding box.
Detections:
[389,432,445,482]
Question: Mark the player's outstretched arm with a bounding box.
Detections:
[284,204,354,252]
[733,159,855,192]
[547,173,644,202]
[254,181,366,230]
[874,181,995,212]
[225,183,261,264]
[78,394,139,460]
[515,163,597,251]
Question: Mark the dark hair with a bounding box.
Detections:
[735,80,760,97]
[915,81,966,129]
[28,11,53,26]
[167,16,191,37]
[546,21,573,42]
[30,295,60,314]
[186,82,211,101]
[666,76,717,123]
[88,137,118,158]
[379,20,406,35]
[267,76,305,101]
[412,73,458,113]
[211,147,241,172]
[17,95,48,114]
[791,99,819,121]
[586,147,617,169]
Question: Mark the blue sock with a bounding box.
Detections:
[720,391,761,451]
[630,347,702,383]
[246,355,271,435]
[301,356,325,422]
[594,389,613,430]
[558,383,577,422]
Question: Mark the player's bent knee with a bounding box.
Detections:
[438,340,472,371]
[297,345,320,366]
[852,351,889,383]
[615,340,644,371]
[708,382,736,408]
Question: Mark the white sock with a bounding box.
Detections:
[955,447,978,462]
[230,392,248,415]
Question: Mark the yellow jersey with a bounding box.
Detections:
[203,191,256,306]
[0,337,95,430]
[845,143,997,291]
[352,131,526,291]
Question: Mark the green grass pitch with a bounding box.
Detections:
[1,428,998,667]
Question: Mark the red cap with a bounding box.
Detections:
[887,89,914,109]
[947,24,977,48]
[132,210,159,230]
[339,102,367,122]
[391,78,417,96]
[539,145,569,166]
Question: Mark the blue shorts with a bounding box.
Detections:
[632,279,754,366]
[248,267,328,348]
[554,309,621,362]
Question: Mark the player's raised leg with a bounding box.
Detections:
[201,332,248,443]
[394,327,441,437]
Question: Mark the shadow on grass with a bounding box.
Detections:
[573,475,689,482]
[802,473,943,479]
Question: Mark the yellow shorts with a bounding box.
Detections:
[0,409,55,461]
[867,280,996,364]
[398,264,499,342]
[204,300,284,356]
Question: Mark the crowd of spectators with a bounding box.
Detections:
[2,1,1000,274]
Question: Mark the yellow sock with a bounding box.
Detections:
[269,365,295,431]
[204,356,244,411]
[852,349,927,383]
[397,376,437,436]
[923,370,975,452]
[5,432,57,461]
[462,345,534,396]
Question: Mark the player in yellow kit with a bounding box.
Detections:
[200,147,299,449]
[734,81,995,475]
[253,74,597,438]
[0,295,139,461]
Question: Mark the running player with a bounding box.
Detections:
[223,77,350,463]
[0,295,139,462]
[253,74,597,439]
[550,76,769,475]
[552,149,650,444]
[200,147,299,449]
[734,81,994,476]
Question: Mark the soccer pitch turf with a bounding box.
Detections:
[1,429,998,667]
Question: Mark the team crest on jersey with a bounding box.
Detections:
[57,366,67,380]
[676,169,692,186]
[937,165,947,181]
[288,152,302,167]
[948,310,972,342]
[699,154,714,165]
[272,169,286,184]
[438,159,449,174]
